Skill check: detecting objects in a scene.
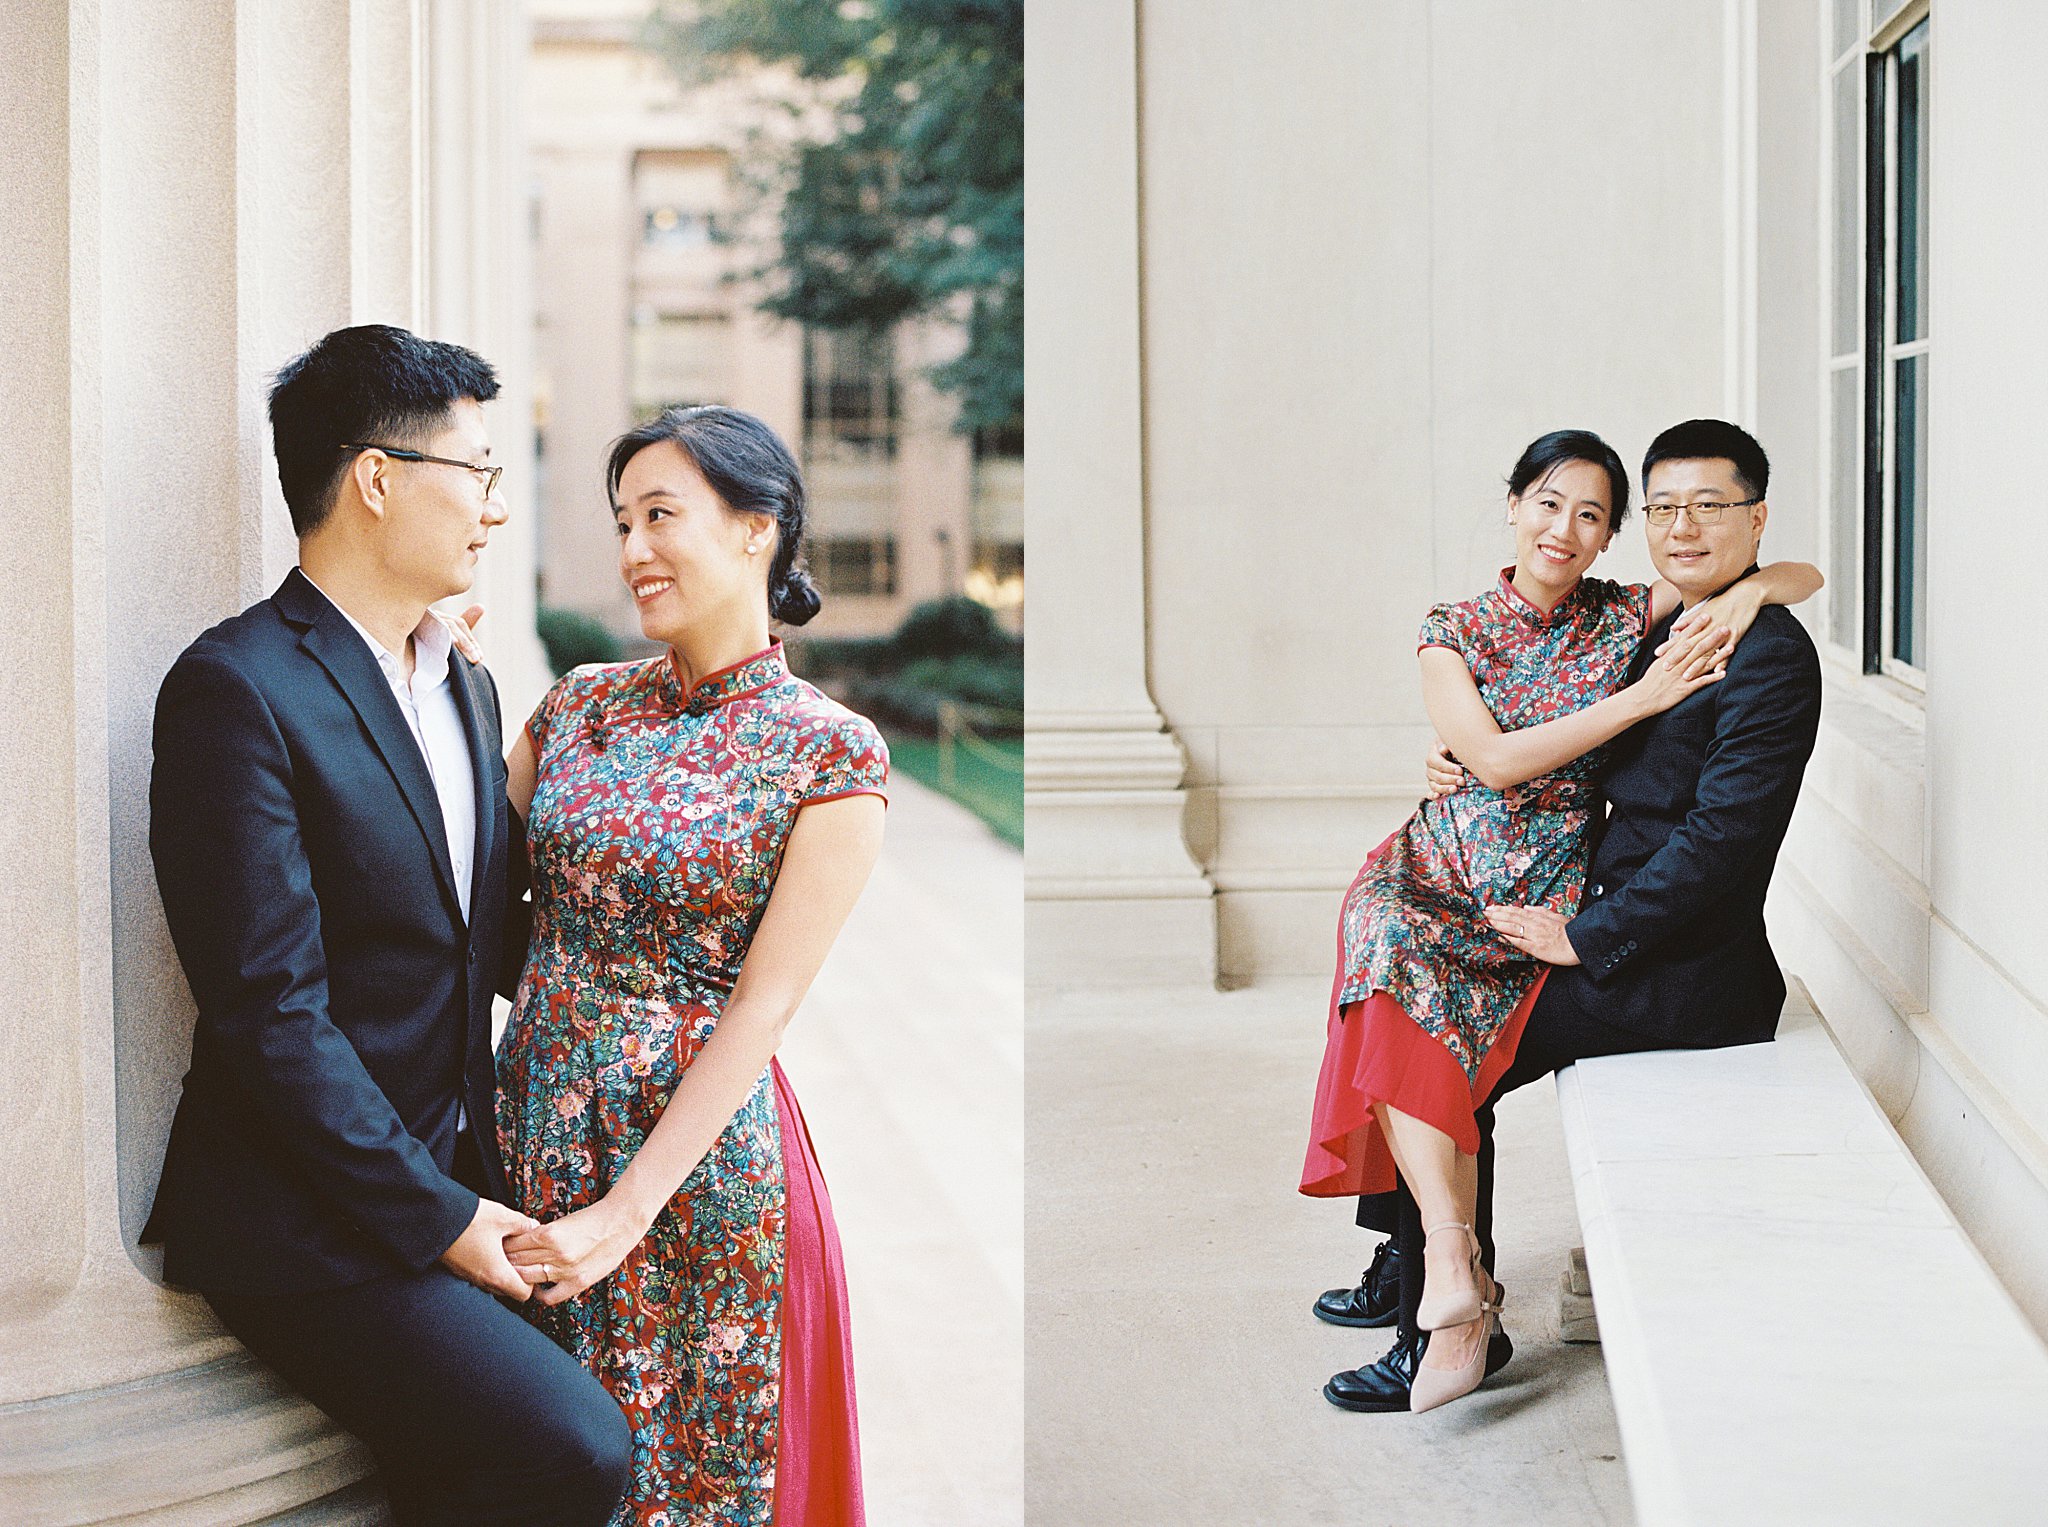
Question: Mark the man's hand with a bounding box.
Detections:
[438,1196,539,1301]
[1424,737,1466,800]
[503,1197,649,1308]
[434,603,486,665]
[1483,905,1582,966]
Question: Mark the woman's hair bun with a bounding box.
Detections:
[770,566,822,627]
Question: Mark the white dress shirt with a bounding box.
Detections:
[301,573,478,923]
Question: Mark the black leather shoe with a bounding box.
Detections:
[1321,1322,1515,1413]
[1313,1240,1402,1328]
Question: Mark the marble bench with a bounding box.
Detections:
[1553,980,2048,1525]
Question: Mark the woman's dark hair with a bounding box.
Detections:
[1506,429,1632,530]
[605,404,821,626]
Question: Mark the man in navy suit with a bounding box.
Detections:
[1322,419,1823,1410]
[144,325,629,1522]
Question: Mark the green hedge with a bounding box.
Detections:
[536,606,625,677]
[793,596,1022,737]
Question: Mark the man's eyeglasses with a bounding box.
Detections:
[344,443,503,499]
[1643,497,1760,528]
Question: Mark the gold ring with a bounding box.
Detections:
[541,1262,552,1282]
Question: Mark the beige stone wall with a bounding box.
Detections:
[1133,0,1729,980]
[0,1,542,1517]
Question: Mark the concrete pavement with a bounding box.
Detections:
[779,772,1023,1526]
[1028,978,1633,1526]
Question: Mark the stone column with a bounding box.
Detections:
[0,2,531,1518]
[428,0,554,719]
[529,37,638,631]
[1022,0,1214,989]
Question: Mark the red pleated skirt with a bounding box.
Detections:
[771,1060,865,1525]
[1299,878,1548,1198]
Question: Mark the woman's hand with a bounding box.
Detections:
[502,1196,651,1307]
[1424,738,1466,799]
[1665,579,1764,657]
[435,603,486,664]
[1627,618,1730,717]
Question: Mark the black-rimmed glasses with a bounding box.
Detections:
[344,443,503,499]
[1642,497,1761,528]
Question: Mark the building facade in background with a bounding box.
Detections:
[530,0,1023,643]
[1028,0,2048,1343]
[0,1,544,1519]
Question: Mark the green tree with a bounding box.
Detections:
[648,0,1022,436]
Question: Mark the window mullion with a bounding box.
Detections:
[1859,47,1888,676]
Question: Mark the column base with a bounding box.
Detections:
[1025,711,1217,989]
[1,1353,377,1525]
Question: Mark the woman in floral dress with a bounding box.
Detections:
[1299,429,1820,1410]
[496,406,887,1524]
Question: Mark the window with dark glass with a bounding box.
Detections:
[1883,17,1928,672]
[1825,1,1929,678]
[810,536,898,597]
[803,328,899,460]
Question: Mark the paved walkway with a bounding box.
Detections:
[778,773,1023,1526]
[1028,978,1633,1526]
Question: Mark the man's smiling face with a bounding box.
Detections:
[1643,456,1769,606]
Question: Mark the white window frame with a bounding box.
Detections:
[1819,0,1931,687]
[1877,8,1930,685]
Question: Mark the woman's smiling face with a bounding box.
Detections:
[613,440,771,646]
[1509,457,1616,591]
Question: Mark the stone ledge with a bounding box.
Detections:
[1556,984,2048,1525]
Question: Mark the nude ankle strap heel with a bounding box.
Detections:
[1416,1222,1486,1332]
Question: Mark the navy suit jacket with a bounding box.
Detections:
[144,568,522,1294]
[1554,599,1823,1048]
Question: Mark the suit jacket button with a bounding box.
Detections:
[1590,883,1604,897]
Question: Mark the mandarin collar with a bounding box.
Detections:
[1493,566,1586,630]
[660,641,789,715]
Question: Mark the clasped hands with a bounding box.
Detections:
[439,1192,648,1307]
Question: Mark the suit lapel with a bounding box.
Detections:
[277,571,461,917]
[448,651,497,915]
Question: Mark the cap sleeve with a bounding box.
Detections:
[802,711,890,807]
[524,669,585,758]
[1417,600,1470,656]
[1602,579,1656,640]
[1628,580,1655,636]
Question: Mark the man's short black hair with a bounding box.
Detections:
[268,324,500,536]
[1640,418,1771,502]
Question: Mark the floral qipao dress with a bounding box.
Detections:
[498,641,887,1527]
[1301,572,1652,1196]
